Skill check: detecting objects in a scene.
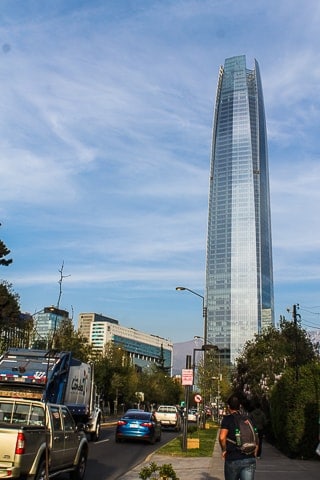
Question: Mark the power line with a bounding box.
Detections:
[298,306,320,330]
[302,321,320,330]
[299,306,320,316]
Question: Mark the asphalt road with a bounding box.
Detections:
[59,423,179,480]
[88,425,179,479]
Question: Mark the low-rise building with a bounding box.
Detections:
[78,312,173,373]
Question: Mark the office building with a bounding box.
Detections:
[33,306,69,348]
[78,313,173,372]
[205,55,274,363]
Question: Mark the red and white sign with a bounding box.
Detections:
[181,369,193,386]
[194,394,202,403]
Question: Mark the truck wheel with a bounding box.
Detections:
[90,418,101,441]
[70,449,87,480]
[34,459,46,480]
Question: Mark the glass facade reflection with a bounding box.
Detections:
[205,56,274,363]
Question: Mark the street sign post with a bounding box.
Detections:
[182,368,193,386]
[194,393,202,403]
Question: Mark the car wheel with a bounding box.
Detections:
[70,449,87,480]
[34,459,46,480]
[90,418,101,441]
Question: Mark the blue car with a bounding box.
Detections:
[115,410,162,444]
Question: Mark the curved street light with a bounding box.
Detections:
[175,286,207,344]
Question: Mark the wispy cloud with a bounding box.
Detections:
[1,0,320,338]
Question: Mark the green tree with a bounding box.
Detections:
[0,232,32,352]
[154,345,171,375]
[0,236,12,267]
[94,346,183,414]
[94,343,139,413]
[232,319,319,457]
[136,366,183,406]
[270,362,320,458]
[53,318,92,362]
[0,281,23,353]
[234,320,317,403]
[196,350,231,406]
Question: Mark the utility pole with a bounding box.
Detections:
[292,304,300,381]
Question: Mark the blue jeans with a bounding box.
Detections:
[224,457,256,480]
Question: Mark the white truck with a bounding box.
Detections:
[0,348,102,441]
[155,405,182,431]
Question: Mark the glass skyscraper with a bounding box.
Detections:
[205,55,274,364]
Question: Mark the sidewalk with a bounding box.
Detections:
[255,441,319,480]
[118,437,319,479]
[118,435,222,480]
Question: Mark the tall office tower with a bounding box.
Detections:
[205,55,274,364]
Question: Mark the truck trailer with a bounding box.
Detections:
[0,348,101,441]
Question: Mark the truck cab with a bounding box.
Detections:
[0,398,89,479]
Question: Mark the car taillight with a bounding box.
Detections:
[15,432,25,454]
[141,422,152,427]
[117,420,127,426]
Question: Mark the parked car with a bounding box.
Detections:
[115,410,162,444]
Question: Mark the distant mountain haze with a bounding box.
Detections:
[173,339,205,376]
[173,331,320,376]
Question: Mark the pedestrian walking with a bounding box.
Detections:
[219,395,258,480]
[250,400,267,459]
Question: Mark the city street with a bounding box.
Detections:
[60,424,179,480]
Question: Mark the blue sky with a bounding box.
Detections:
[1,0,320,343]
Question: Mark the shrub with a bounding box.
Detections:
[139,461,179,480]
[270,363,320,458]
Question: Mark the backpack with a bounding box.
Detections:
[227,413,258,455]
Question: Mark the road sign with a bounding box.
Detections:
[181,368,193,386]
[194,393,202,403]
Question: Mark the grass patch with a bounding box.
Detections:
[157,424,218,457]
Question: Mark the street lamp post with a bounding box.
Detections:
[176,287,209,425]
[194,336,221,422]
[175,286,207,344]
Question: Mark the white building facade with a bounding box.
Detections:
[78,313,173,373]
